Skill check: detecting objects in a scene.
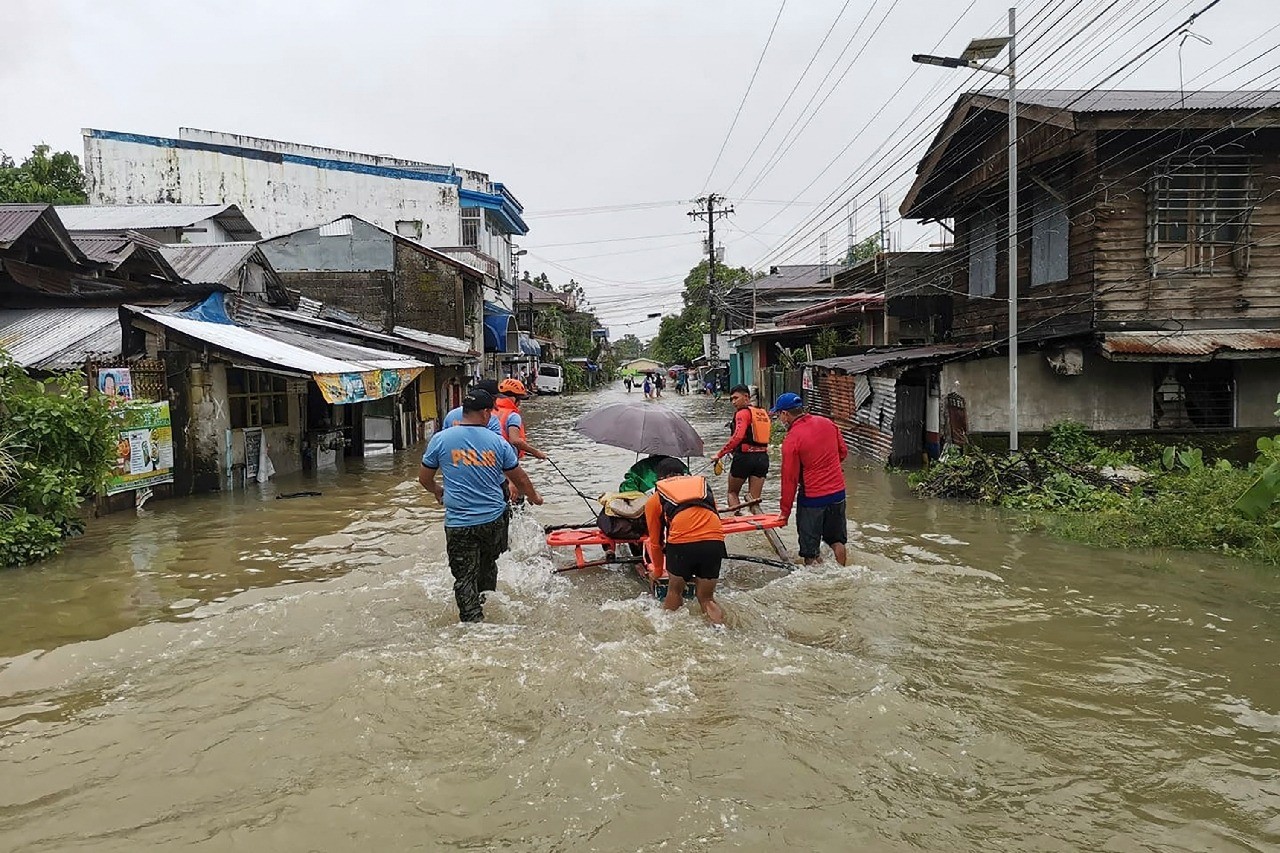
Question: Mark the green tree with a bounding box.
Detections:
[649,260,756,366]
[0,144,88,205]
[613,333,645,361]
[0,356,117,566]
[839,235,881,266]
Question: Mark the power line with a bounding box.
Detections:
[701,0,790,192]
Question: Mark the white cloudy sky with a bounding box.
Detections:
[3,0,1277,339]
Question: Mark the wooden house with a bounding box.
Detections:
[898,89,1280,443]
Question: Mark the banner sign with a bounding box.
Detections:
[106,401,175,495]
[97,367,134,401]
[313,367,424,405]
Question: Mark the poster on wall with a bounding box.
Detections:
[801,367,813,392]
[106,401,174,495]
[312,367,424,405]
[243,427,262,482]
[97,367,134,401]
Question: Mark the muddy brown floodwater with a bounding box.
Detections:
[2,384,1279,851]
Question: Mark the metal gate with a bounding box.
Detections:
[891,383,927,466]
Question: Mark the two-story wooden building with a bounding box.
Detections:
[896,89,1280,446]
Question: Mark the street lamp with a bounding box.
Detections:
[913,10,1019,451]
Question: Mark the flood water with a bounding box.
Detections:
[2,384,1279,851]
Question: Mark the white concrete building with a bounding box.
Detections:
[81,127,528,306]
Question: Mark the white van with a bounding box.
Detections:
[536,363,564,394]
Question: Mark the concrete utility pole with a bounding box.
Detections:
[689,194,734,368]
[913,8,1019,450]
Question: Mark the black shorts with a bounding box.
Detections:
[796,501,847,558]
[729,451,769,480]
[664,540,727,581]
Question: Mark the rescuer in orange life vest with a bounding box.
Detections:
[495,379,549,462]
[711,384,772,513]
[644,457,727,625]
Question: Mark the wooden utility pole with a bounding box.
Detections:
[689,194,733,368]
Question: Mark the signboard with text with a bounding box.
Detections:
[106,402,175,495]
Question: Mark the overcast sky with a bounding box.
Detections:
[3,0,1276,339]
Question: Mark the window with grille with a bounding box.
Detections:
[967,212,998,297]
[1148,159,1253,276]
[1152,362,1234,430]
[227,368,291,429]
[460,208,481,248]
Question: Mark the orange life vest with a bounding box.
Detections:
[655,475,717,543]
[747,406,772,446]
[495,399,524,459]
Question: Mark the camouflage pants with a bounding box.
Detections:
[444,511,510,622]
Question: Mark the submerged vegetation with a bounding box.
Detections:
[0,359,117,567]
[910,420,1280,566]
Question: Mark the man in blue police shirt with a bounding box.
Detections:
[420,389,542,622]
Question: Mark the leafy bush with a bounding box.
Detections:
[561,361,587,393]
[0,358,117,567]
[911,419,1280,565]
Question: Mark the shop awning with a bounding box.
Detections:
[483,301,516,353]
[518,335,541,356]
[128,294,428,404]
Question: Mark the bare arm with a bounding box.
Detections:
[504,465,543,505]
[419,465,443,504]
[510,437,548,461]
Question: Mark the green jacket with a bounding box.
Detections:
[619,455,687,493]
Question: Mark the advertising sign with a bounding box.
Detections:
[97,367,134,401]
[313,367,424,405]
[106,402,175,495]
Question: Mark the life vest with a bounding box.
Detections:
[747,406,772,446]
[655,476,717,544]
[495,400,524,459]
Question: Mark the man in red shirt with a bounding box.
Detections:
[772,392,849,566]
[712,384,772,512]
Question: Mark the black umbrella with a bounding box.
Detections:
[575,402,705,457]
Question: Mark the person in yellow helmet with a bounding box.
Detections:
[495,378,548,461]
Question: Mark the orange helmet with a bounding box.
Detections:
[498,378,528,397]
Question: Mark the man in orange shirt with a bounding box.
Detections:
[644,457,727,625]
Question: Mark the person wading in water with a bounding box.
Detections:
[419,389,542,622]
[772,392,849,566]
[645,458,727,625]
[712,384,772,512]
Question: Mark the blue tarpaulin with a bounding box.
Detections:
[483,302,514,353]
[181,292,234,324]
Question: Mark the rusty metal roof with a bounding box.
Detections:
[777,293,884,327]
[811,343,980,375]
[162,242,258,283]
[981,89,1280,113]
[1101,330,1280,360]
[0,205,49,246]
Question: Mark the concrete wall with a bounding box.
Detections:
[942,350,1153,432]
[394,241,466,339]
[187,363,302,486]
[1235,359,1280,428]
[85,131,461,243]
[944,351,1280,433]
[261,219,395,272]
[277,270,396,330]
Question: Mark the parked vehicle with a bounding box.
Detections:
[536,363,564,394]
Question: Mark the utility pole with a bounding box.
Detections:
[913,9,1018,450]
[689,194,734,369]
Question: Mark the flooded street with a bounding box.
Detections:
[2,384,1279,851]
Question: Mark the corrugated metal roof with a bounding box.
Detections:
[393,325,475,355]
[0,205,49,245]
[1101,330,1280,361]
[161,242,257,284]
[777,293,884,327]
[0,307,121,369]
[811,343,979,375]
[977,89,1280,113]
[55,204,262,241]
[754,264,848,292]
[134,308,427,374]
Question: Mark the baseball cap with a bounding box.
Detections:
[769,392,803,414]
[472,378,500,395]
[462,389,496,411]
